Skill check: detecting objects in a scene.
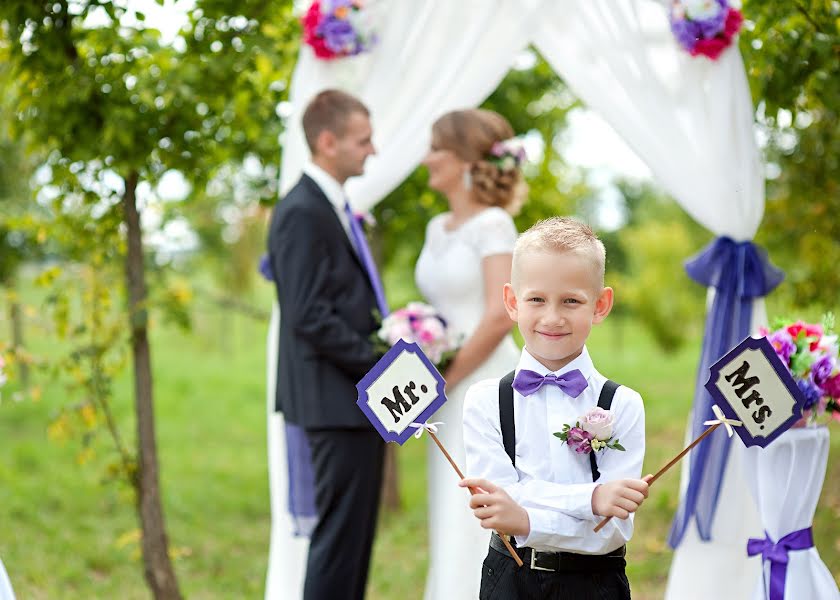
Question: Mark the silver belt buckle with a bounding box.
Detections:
[530,550,554,572]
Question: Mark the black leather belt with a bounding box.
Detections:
[490,533,626,572]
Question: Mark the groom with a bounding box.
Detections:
[267,89,387,600]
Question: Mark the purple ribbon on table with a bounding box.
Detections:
[512,369,588,398]
[344,200,389,317]
[747,527,814,600]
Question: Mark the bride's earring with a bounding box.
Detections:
[462,168,472,191]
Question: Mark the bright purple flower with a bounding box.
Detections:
[811,355,834,387]
[258,253,274,282]
[767,329,796,364]
[670,18,702,51]
[318,16,356,53]
[566,427,593,454]
[695,10,726,38]
[797,377,822,411]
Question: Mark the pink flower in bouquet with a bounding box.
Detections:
[787,320,823,350]
[824,374,840,399]
[566,427,593,454]
[302,2,334,59]
[579,407,615,441]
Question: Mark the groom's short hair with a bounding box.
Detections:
[302,89,370,153]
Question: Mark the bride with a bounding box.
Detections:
[415,108,526,600]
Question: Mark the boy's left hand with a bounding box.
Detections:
[459,478,530,537]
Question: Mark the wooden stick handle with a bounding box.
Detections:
[592,422,722,533]
[427,431,524,567]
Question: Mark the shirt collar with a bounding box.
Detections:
[517,346,595,382]
[303,162,346,212]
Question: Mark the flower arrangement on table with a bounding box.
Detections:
[555,407,626,454]
[302,0,377,60]
[373,302,459,371]
[669,0,744,61]
[761,315,840,425]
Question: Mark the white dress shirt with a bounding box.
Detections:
[302,162,353,240]
[463,346,646,554]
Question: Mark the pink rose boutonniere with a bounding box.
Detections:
[554,407,626,454]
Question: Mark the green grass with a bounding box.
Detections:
[1,293,839,599]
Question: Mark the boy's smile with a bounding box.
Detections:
[504,250,613,372]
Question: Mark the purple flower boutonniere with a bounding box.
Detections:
[554,407,626,454]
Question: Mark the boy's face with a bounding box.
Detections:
[503,250,613,372]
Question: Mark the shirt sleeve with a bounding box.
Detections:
[514,387,646,552]
[463,379,521,489]
[472,208,517,258]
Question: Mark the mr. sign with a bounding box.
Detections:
[356,339,447,445]
[705,336,807,448]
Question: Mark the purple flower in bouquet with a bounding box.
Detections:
[566,427,593,454]
[797,377,822,411]
[811,355,834,387]
[767,329,796,364]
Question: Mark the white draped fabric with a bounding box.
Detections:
[266,1,768,597]
[743,427,840,600]
[0,558,14,600]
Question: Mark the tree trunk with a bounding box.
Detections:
[381,443,401,512]
[122,172,182,600]
[9,287,29,389]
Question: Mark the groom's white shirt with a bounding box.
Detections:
[303,161,353,240]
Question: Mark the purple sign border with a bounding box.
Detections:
[705,335,806,448]
[356,339,448,445]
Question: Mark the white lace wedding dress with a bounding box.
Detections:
[415,207,520,600]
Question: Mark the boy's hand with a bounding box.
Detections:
[459,478,530,537]
[591,475,652,520]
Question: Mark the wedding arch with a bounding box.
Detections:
[265,1,777,598]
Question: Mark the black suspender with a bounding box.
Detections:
[498,372,620,482]
[499,370,517,468]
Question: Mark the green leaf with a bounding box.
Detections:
[613,443,626,452]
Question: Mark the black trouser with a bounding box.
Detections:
[479,545,631,600]
[303,429,385,600]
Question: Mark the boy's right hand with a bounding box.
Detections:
[591,475,652,520]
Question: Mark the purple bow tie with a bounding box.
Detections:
[512,369,588,398]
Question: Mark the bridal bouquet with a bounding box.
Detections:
[669,0,744,61]
[302,0,377,60]
[761,315,840,424]
[374,302,459,369]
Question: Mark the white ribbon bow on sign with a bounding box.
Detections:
[409,421,444,439]
[704,404,743,437]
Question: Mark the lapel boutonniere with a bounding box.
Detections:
[554,407,625,454]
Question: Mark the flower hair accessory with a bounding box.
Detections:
[554,407,626,454]
[669,0,744,61]
[302,0,377,61]
[487,137,527,172]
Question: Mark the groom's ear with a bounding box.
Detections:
[503,283,519,321]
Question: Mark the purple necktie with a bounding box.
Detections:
[344,200,389,317]
[512,369,588,398]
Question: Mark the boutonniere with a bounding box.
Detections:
[554,407,625,454]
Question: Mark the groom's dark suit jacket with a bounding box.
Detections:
[268,174,379,429]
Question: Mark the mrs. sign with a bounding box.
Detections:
[705,336,807,447]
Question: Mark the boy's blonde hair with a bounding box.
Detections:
[512,217,606,290]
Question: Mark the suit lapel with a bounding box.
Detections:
[299,175,367,273]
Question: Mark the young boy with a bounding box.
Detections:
[459,217,650,599]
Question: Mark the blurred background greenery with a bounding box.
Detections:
[1,0,838,598]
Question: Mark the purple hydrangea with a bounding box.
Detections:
[318,16,358,54]
[797,377,823,410]
[567,427,593,454]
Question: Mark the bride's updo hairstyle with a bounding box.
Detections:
[431,109,528,213]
